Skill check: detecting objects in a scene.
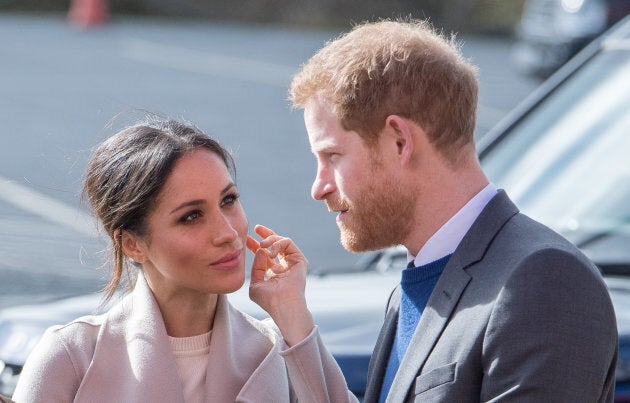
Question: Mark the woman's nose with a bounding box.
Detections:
[212,215,239,246]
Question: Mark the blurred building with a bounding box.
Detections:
[512,0,630,77]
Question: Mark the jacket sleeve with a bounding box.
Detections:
[12,326,81,402]
[481,248,618,403]
[280,326,360,403]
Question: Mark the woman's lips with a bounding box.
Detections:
[210,250,242,270]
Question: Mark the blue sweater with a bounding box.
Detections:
[378,254,452,402]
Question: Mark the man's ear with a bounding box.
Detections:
[384,115,416,165]
[117,229,147,264]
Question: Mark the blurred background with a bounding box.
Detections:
[3,1,630,398]
[3,0,526,33]
[1,0,626,307]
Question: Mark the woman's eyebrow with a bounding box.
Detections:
[169,183,236,215]
[170,199,205,215]
[221,182,236,194]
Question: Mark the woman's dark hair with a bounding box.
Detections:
[83,116,234,302]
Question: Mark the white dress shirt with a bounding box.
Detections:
[408,183,498,267]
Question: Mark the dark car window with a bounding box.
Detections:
[482,49,630,265]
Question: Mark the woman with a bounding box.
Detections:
[12,117,356,402]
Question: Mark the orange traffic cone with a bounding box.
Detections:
[68,0,109,28]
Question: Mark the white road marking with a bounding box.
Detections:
[0,176,97,238]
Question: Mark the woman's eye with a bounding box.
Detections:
[180,210,202,223]
[221,193,240,207]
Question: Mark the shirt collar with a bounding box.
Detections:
[408,183,498,267]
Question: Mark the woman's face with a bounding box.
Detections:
[128,148,248,299]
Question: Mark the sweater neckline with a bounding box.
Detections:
[168,330,212,352]
[402,254,452,284]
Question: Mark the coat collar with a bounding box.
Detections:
[384,190,519,402]
[75,272,290,402]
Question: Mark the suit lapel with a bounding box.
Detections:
[363,286,401,403]
[386,259,471,402]
[385,190,519,402]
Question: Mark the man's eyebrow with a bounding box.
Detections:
[311,141,340,154]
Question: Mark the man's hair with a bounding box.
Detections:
[290,18,479,162]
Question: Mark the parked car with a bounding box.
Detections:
[482,15,630,400]
[0,246,405,397]
[512,0,630,77]
[310,245,407,277]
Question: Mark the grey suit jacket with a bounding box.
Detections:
[364,190,618,403]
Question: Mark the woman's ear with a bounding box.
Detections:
[118,229,147,264]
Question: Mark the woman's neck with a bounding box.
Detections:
[157,292,219,338]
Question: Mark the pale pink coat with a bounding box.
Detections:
[13,273,357,402]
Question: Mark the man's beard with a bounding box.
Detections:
[329,175,415,252]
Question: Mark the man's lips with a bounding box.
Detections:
[326,201,349,213]
[326,200,349,221]
[334,209,349,223]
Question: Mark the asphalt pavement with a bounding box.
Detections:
[0,13,541,308]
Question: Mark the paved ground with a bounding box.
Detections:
[0,13,541,308]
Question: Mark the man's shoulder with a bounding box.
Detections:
[500,211,584,256]
[459,194,588,272]
[466,209,601,285]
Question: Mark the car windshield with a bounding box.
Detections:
[482,48,630,266]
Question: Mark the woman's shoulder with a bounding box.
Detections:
[15,312,108,398]
[36,311,107,362]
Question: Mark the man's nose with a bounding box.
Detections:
[311,168,335,200]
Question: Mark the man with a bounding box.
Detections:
[289,19,618,402]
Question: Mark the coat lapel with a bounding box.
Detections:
[76,272,184,401]
[385,190,519,402]
[76,274,291,402]
[205,295,290,402]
